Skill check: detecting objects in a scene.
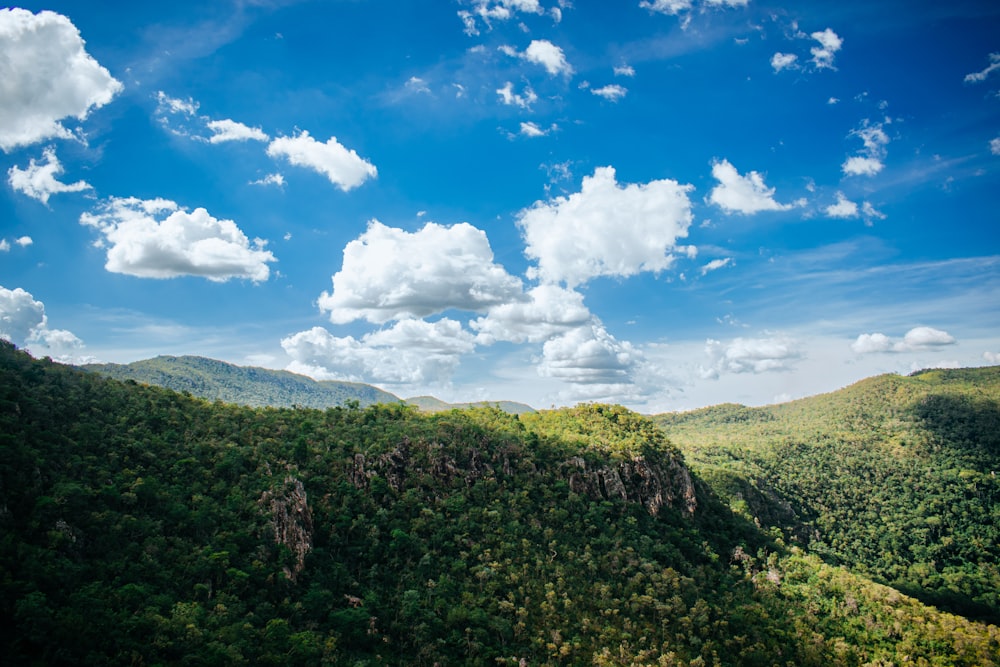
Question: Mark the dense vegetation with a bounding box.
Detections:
[3,343,997,665]
[82,355,399,409]
[654,367,1000,625]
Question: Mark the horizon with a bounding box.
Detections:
[1,1,998,413]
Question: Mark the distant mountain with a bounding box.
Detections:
[405,395,536,414]
[80,355,399,408]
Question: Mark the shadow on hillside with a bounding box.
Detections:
[911,393,1000,461]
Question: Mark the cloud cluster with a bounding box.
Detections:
[7,147,92,204]
[964,52,1000,84]
[700,335,802,379]
[851,326,956,354]
[206,118,269,144]
[0,285,85,361]
[0,236,32,252]
[539,321,639,386]
[472,284,591,344]
[457,0,546,36]
[771,27,843,73]
[318,220,524,324]
[497,81,538,109]
[824,192,886,224]
[0,8,122,151]
[282,320,476,385]
[518,166,695,287]
[708,159,796,214]
[80,197,276,282]
[842,120,889,177]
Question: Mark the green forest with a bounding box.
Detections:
[2,341,998,665]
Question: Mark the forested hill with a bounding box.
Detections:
[81,355,400,408]
[655,366,1000,624]
[3,342,999,665]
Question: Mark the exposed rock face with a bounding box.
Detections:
[260,476,313,581]
[563,453,698,517]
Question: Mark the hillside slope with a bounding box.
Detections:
[405,395,536,414]
[655,367,1000,623]
[2,343,997,664]
[81,355,400,408]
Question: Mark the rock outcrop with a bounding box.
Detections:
[260,476,313,581]
[562,453,698,517]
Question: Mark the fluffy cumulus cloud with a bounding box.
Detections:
[700,257,732,275]
[0,8,122,151]
[79,197,276,282]
[7,147,91,203]
[964,52,1000,84]
[640,0,693,14]
[824,192,859,218]
[851,326,956,354]
[708,159,795,214]
[518,121,549,138]
[472,284,591,344]
[770,52,798,72]
[991,137,1000,156]
[842,120,889,177]
[281,319,476,385]
[206,118,269,144]
[591,84,628,101]
[0,236,32,252]
[318,220,524,324]
[518,167,695,287]
[266,131,377,191]
[700,336,802,379]
[810,28,842,69]
[539,321,639,386]
[0,285,85,361]
[502,39,573,76]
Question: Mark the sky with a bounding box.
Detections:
[0,0,998,412]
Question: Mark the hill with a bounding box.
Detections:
[2,342,998,664]
[81,355,400,408]
[405,395,536,414]
[654,366,1000,624]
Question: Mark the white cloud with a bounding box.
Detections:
[457,0,544,35]
[614,64,635,77]
[704,0,749,6]
[0,241,8,252]
[318,219,524,324]
[206,118,269,143]
[860,201,886,222]
[497,81,538,109]
[770,52,798,72]
[639,0,693,15]
[0,286,46,343]
[842,120,889,177]
[472,284,591,345]
[842,156,883,177]
[501,40,573,76]
[825,192,859,218]
[708,159,795,214]
[517,166,695,287]
[964,53,1000,83]
[851,326,956,354]
[539,321,639,386]
[266,131,377,191]
[700,335,802,378]
[700,257,732,275]
[282,319,476,385]
[249,173,285,187]
[7,147,91,204]
[0,8,122,151]
[0,236,31,252]
[591,84,627,101]
[810,28,842,69]
[985,351,1000,364]
[519,121,548,137]
[79,197,276,282]
[155,91,198,116]
[991,137,1000,155]
[0,285,86,362]
[404,76,431,95]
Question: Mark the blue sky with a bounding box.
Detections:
[1,0,998,411]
